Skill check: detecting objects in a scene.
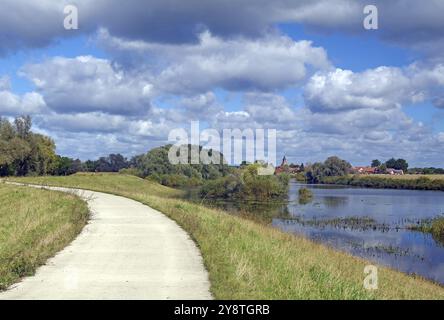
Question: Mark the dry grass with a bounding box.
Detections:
[8,173,444,299]
[0,182,89,290]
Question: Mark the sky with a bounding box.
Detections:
[0,0,443,167]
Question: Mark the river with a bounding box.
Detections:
[195,180,444,285]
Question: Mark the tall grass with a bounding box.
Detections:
[0,183,89,290]
[8,174,444,299]
[409,217,444,245]
[323,174,444,191]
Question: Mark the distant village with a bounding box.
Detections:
[351,166,404,175]
[273,156,405,175]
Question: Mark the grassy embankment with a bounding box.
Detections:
[0,183,89,290]
[8,173,444,299]
[322,174,444,191]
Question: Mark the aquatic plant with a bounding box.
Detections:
[298,187,313,204]
[408,217,444,246]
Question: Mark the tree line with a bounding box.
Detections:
[371,158,409,172]
[2,116,442,180]
[0,116,57,176]
[0,116,138,177]
[0,116,229,181]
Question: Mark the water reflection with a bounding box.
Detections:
[321,196,348,208]
[188,181,444,285]
[278,182,444,285]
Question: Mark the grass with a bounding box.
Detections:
[409,217,444,245]
[0,182,89,290]
[323,174,444,191]
[283,216,390,232]
[7,173,444,299]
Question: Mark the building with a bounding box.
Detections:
[275,156,301,174]
[352,166,377,175]
[386,168,404,175]
[351,166,404,175]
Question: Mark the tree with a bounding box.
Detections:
[385,158,408,172]
[0,116,57,176]
[385,158,397,169]
[53,156,84,175]
[324,156,352,176]
[14,115,32,139]
[305,156,352,183]
[132,145,229,180]
[371,159,381,167]
[394,159,409,172]
[108,154,128,172]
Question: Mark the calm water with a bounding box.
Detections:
[195,181,444,285]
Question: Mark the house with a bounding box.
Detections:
[386,168,404,175]
[352,166,377,175]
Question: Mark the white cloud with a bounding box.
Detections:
[0,90,46,116]
[98,30,331,93]
[305,67,411,112]
[21,56,153,115]
[1,0,444,60]
[305,64,444,113]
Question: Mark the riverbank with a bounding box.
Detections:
[322,174,444,191]
[7,173,444,299]
[0,183,89,290]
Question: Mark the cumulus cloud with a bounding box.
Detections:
[305,64,444,113]
[0,0,78,54]
[98,30,330,93]
[0,90,46,116]
[305,67,411,112]
[1,1,443,165]
[179,92,223,121]
[2,0,444,58]
[243,92,299,125]
[37,112,128,134]
[21,56,153,115]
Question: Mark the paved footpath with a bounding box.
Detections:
[0,184,212,300]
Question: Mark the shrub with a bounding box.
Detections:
[298,187,313,204]
[200,165,289,201]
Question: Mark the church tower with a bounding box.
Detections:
[281,156,288,166]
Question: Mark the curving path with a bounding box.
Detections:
[0,184,212,300]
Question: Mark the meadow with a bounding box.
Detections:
[0,183,89,290]
[6,173,444,299]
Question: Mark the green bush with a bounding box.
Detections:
[200,165,289,201]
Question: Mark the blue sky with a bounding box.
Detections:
[0,1,443,167]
